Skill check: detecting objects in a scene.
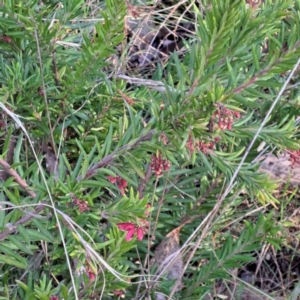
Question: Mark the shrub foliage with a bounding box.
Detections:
[0,0,300,299]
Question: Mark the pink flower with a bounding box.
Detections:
[85,265,96,282]
[107,176,128,195]
[287,150,300,168]
[117,222,147,241]
[126,228,136,241]
[136,227,144,241]
[196,141,215,155]
[185,134,195,154]
[117,223,135,231]
[112,289,126,298]
[212,103,240,131]
[150,151,171,177]
[0,35,11,43]
[73,197,90,212]
[107,175,117,183]
[88,270,95,281]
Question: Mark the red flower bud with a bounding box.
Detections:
[117,222,135,231]
[126,228,135,241]
[88,270,95,281]
[137,227,144,241]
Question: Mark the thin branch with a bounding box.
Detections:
[196,176,221,207]
[0,137,16,182]
[0,159,36,198]
[0,203,45,241]
[137,163,152,199]
[116,74,180,93]
[80,129,155,180]
[232,41,300,96]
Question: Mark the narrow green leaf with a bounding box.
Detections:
[0,254,26,269]
[105,123,114,157]
[198,152,213,174]
[0,192,6,228]
[251,44,260,72]
[0,244,26,263]
[180,130,190,150]
[7,235,33,255]
[14,133,23,177]
[32,219,54,243]
[15,280,30,292]
[17,225,31,245]
[126,156,145,179]
[3,187,19,205]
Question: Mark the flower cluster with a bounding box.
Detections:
[70,193,89,212]
[288,150,300,168]
[185,134,195,154]
[197,141,215,155]
[50,296,59,300]
[212,103,240,131]
[159,132,169,145]
[117,219,149,241]
[107,175,128,195]
[150,151,171,177]
[112,289,126,298]
[186,134,217,155]
[73,197,89,213]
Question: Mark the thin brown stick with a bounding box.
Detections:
[0,159,36,198]
[137,164,152,199]
[0,137,16,182]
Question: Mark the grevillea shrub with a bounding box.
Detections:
[0,0,300,299]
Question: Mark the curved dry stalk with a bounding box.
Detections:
[0,203,45,241]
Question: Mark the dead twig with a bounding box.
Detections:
[116,74,180,93]
[0,203,46,241]
[0,159,36,198]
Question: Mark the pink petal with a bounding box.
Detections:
[119,187,125,195]
[126,229,135,241]
[119,179,128,188]
[137,227,144,241]
[107,176,117,183]
[117,223,135,231]
[88,271,95,282]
